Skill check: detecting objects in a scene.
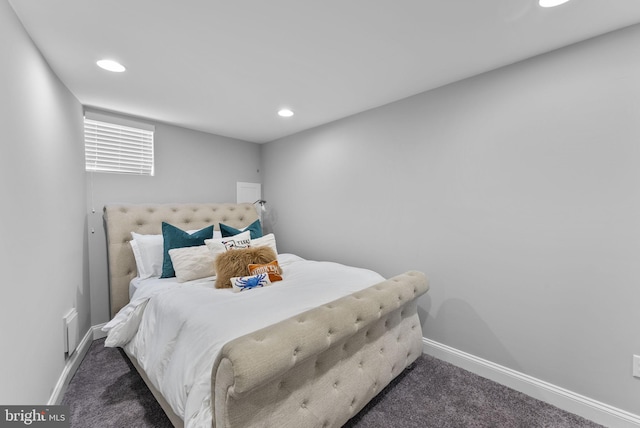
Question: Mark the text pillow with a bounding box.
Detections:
[204,230,251,259]
[248,260,283,282]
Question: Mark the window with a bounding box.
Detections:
[84,111,155,175]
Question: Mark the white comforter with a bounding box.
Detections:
[102,254,384,428]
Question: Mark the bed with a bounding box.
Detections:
[102,202,429,428]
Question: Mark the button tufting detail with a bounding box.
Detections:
[105,204,429,424]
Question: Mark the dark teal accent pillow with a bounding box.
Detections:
[160,222,214,278]
[220,219,263,239]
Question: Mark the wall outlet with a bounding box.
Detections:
[634,355,640,378]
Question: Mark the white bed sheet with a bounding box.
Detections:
[103,253,385,428]
[129,273,216,299]
[129,277,138,299]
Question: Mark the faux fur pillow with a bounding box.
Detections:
[214,246,279,289]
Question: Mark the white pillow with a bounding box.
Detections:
[205,230,252,258]
[230,273,271,292]
[130,232,164,279]
[130,229,221,279]
[168,245,216,283]
[251,233,277,255]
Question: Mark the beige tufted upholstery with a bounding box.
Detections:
[103,203,258,318]
[213,270,429,428]
[104,203,430,428]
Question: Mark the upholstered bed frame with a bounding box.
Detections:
[103,202,429,428]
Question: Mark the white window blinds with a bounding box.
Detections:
[84,111,155,175]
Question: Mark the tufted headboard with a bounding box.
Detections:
[103,202,259,318]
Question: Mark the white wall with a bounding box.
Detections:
[261,24,640,416]
[87,112,262,324]
[0,1,88,404]
[0,1,262,402]
[3,0,638,415]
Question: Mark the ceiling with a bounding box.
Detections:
[8,0,640,143]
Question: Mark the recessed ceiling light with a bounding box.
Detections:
[97,59,126,72]
[278,108,294,118]
[539,0,571,7]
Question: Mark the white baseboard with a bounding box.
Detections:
[422,337,640,428]
[92,323,107,340]
[48,323,107,405]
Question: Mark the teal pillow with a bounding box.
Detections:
[220,219,263,239]
[160,223,214,278]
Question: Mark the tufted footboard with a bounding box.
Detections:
[212,270,429,428]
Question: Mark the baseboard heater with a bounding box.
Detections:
[63,309,79,355]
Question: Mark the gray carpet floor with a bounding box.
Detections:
[62,338,604,427]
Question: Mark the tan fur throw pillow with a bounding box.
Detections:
[214,246,279,289]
